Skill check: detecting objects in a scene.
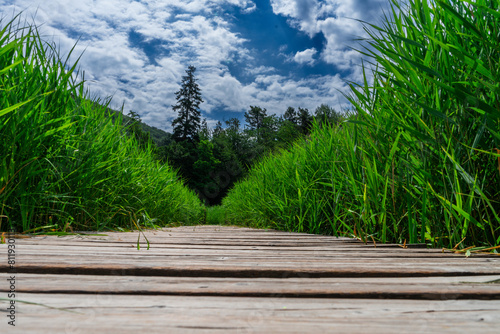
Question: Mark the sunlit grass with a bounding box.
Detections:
[222,0,500,248]
[0,15,203,232]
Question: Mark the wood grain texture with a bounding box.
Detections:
[1,225,499,333]
[2,273,500,299]
[1,293,499,334]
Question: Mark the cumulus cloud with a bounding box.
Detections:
[270,0,319,35]
[271,0,387,80]
[0,0,379,130]
[293,48,317,66]
[0,0,256,128]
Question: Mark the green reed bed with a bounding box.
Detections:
[223,0,500,249]
[0,16,203,232]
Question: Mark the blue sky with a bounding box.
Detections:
[2,0,389,131]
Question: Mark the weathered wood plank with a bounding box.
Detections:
[1,293,499,333]
[9,244,500,263]
[11,249,500,266]
[4,241,444,255]
[2,273,500,300]
[4,272,500,285]
[3,261,500,278]
[11,238,381,247]
[9,244,488,258]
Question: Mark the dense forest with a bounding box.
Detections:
[127,66,345,206]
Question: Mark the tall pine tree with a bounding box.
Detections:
[283,106,298,124]
[244,106,267,132]
[297,107,313,135]
[171,65,203,142]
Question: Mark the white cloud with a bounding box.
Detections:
[226,0,257,13]
[270,0,319,35]
[293,48,317,66]
[204,72,248,112]
[234,74,350,116]
[0,0,373,131]
[270,0,388,82]
[0,0,256,129]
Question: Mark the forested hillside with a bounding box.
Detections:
[137,101,344,206]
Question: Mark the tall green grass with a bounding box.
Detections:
[0,16,203,232]
[223,0,500,248]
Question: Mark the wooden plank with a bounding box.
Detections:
[4,272,500,285]
[3,261,500,278]
[1,293,499,333]
[12,249,500,265]
[9,244,486,258]
[4,241,445,254]
[12,239,379,247]
[2,273,500,300]
[10,244,500,263]
[20,240,426,250]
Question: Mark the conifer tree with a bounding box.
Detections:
[314,104,342,127]
[297,107,313,135]
[199,118,210,140]
[171,65,203,142]
[283,106,298,124]
[244,106,267,131]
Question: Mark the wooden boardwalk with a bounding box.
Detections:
[1,225,500,333]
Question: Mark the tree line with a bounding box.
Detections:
[126,66,345,205]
